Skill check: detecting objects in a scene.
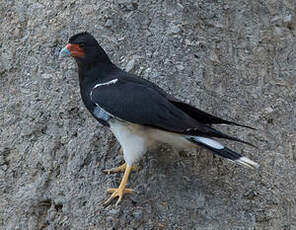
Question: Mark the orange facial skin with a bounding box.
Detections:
[65,43,84,57]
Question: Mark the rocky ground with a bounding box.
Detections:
[1,0,296,229]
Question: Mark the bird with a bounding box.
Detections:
[59,32,259,206]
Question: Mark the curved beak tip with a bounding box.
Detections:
[59,47,71,59]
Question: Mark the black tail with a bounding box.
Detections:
[187,136,259,169]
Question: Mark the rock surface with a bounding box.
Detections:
[1,0,296,229]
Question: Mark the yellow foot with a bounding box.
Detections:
[103,165,135,206]
[103,163,137,174]
[104,187,135,206]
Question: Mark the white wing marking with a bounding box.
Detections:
[193,136,224,150]
[93,79,118,89]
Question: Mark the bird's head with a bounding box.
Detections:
[59,32,110,66]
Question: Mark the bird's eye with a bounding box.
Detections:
[79,42,85,48]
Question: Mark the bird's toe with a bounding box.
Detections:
[104,187,135,206]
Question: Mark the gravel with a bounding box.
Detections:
[1,0,296,229]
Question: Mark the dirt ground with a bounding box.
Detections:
[1,0,296,229]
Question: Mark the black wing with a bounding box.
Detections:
[119,74,255,130]
[90,79,200,133]
[169,100,255,129]
[90,78,254,146]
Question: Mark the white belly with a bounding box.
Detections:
[146,128,195,149]
[109,120,195,165]
[109,120,148,165]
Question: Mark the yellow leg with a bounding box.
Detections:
[104,165,135,206]
[103,163,137,174]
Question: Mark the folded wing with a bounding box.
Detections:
[90,78,253,146]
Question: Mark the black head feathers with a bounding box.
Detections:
[68,32,111,66]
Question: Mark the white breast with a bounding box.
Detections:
[109,120,148,166]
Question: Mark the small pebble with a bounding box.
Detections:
[125,58,135,72]
[105,19,113,27]
[132,210,143,220]
[168,25,180,34]
[108,208,120,217]
[106,216,114,223]
[176,64,185,71]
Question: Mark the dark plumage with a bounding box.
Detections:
[59,32,258,206]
